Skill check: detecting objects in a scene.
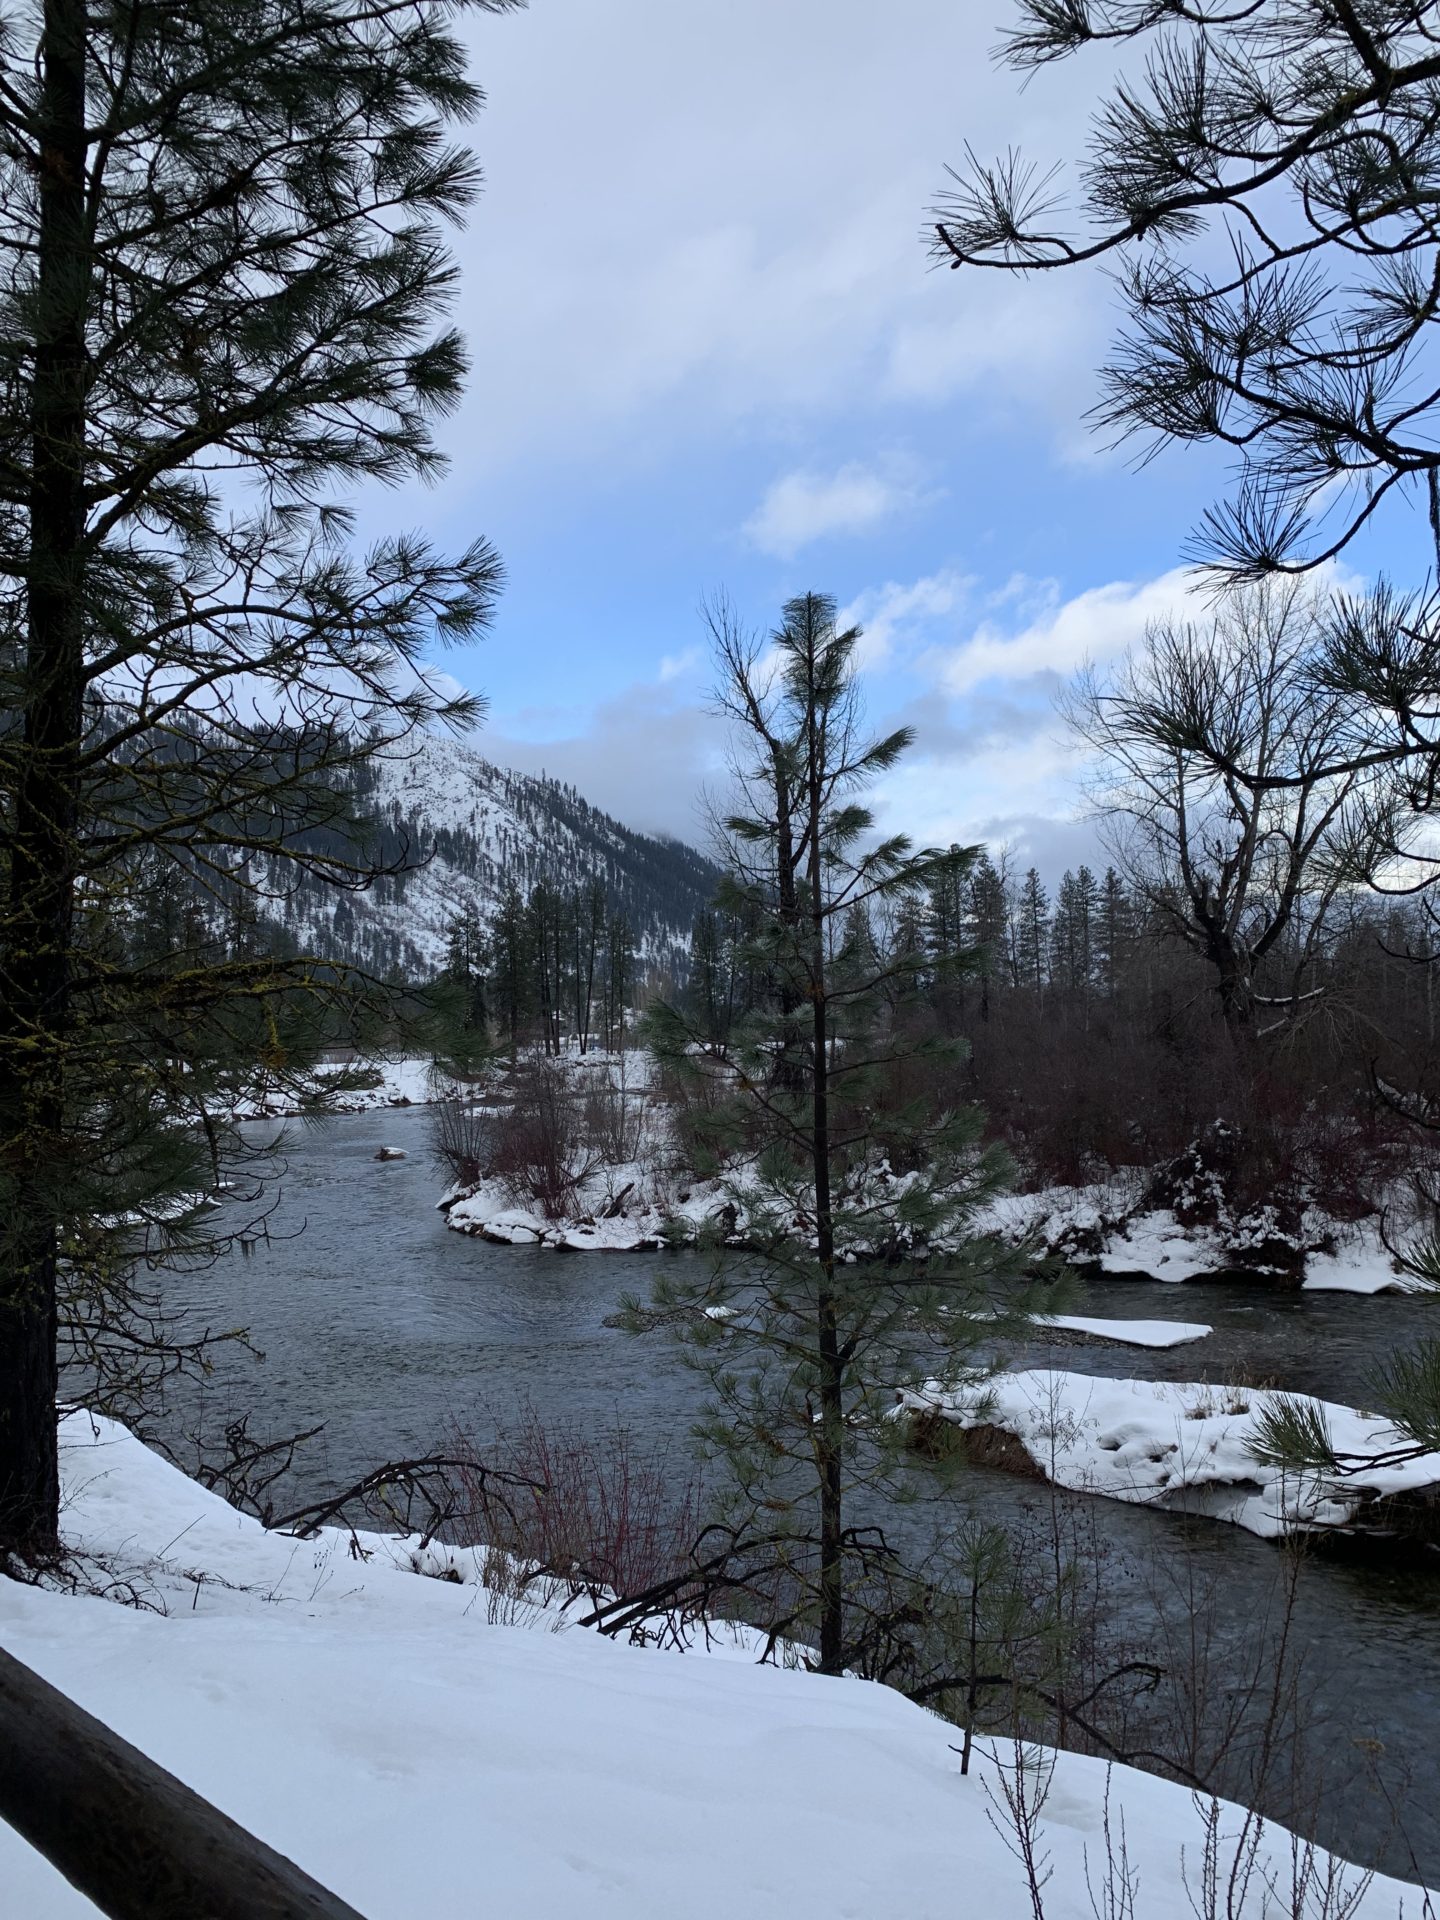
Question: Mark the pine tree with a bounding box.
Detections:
[442,905,488,1040]
[0,0,517,1556]
[1051,867,1099,998]
[689,908,727,1048]
[1016,868,1049,997]
[924,845,970,963]
[574,878,606,1055]
[486,882,531,1063]
[603,911,636,1054]
[969,849,1010,1021]
[629,593,1038,1675]
[1096,868,1133,1000]
[890,890,930,1011]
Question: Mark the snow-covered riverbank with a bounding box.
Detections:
[235,1055,450,1119]
[433,1049,1436,1294]
[3,1414,1429,1919]
[446,1159,1424,1294]
[897,1369,1440,1544]
[991,1181,1428,1295]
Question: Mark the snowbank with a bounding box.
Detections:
[898,1369,1440,1541]
[444,1163,733,1250]
[1096,1210,1427,1294]
[445,1128,1430,1295]
[977,1178,1431,1294]
[230,1054,450,1119]
[1,1415,1427,1919]
[435,1053,1434,1294]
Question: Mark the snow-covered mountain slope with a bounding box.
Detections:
[269,730,719,981]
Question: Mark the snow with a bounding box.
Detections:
[234,1054,449,1119]
[981,1180,1432,1294]
[897,1369,1440,1540]
[435,1054,1436,1302]
[1094,1211,1233,1282]
[1301,1230,1427,1294]
[2,1414,1427,1920]
[1035,1314,1213,1349]
[445,1164,731,1250]
[272,733,702,979]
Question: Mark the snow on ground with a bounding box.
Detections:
[445,1163,731,1250]
[1094,1211,1234,1282]
[980,1179,1432,1295]
[2,1415,1428,1920]
[442,1073,1432,1295]
[898,1369,1440,1540]
[1302,1229,1426,1294]
[234,1054,450,1119]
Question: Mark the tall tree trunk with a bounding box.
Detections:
[1216,946,1255,1032]
[813,1054,844,1674]
[806,745,843,1676]
[0,0,87,1558]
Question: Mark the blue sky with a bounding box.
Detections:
[352,0,1422,875]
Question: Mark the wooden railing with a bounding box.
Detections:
[0,1645,368,1919]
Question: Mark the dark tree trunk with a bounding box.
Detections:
[0,0,88,1559]
[1216,948,1255,1032]
[805,735,844,1677]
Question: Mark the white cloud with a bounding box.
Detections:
[883,273,1107,412]
[483,565,1241,874]
[931,566,1204,695]
[838,567,974,669]
[484,680,730,843]
[658,645,702,684]
[743,461,920,559]
[414,1,1109,492]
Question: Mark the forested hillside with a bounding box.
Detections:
[266,731,720,984]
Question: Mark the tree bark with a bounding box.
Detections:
[0,0,88,1558]
[804,690,844,1677]
[1215,947,1255,1032]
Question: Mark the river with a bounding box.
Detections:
[148,1105,1440,1888]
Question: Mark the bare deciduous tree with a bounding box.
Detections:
[1065,585,1399,1033]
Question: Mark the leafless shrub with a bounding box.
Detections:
[1085,1769,1139,1920]
[982,1735,1057,1920]
[447,1405,706,1607]
[473,1544,573,1632]
[1183,1794,1267,1920]
[1264,1826,1375,1920]
[485,1057,600,1220]
[1132,1537,1319,1814]
[430,1096,496,1188]
[580,1074,648,1168]
[182,1414,536,1549]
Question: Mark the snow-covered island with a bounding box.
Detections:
[896,1369,1440,1547]
[5,1414,1430,1920]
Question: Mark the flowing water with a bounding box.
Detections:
[147,1106,1440,1889]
